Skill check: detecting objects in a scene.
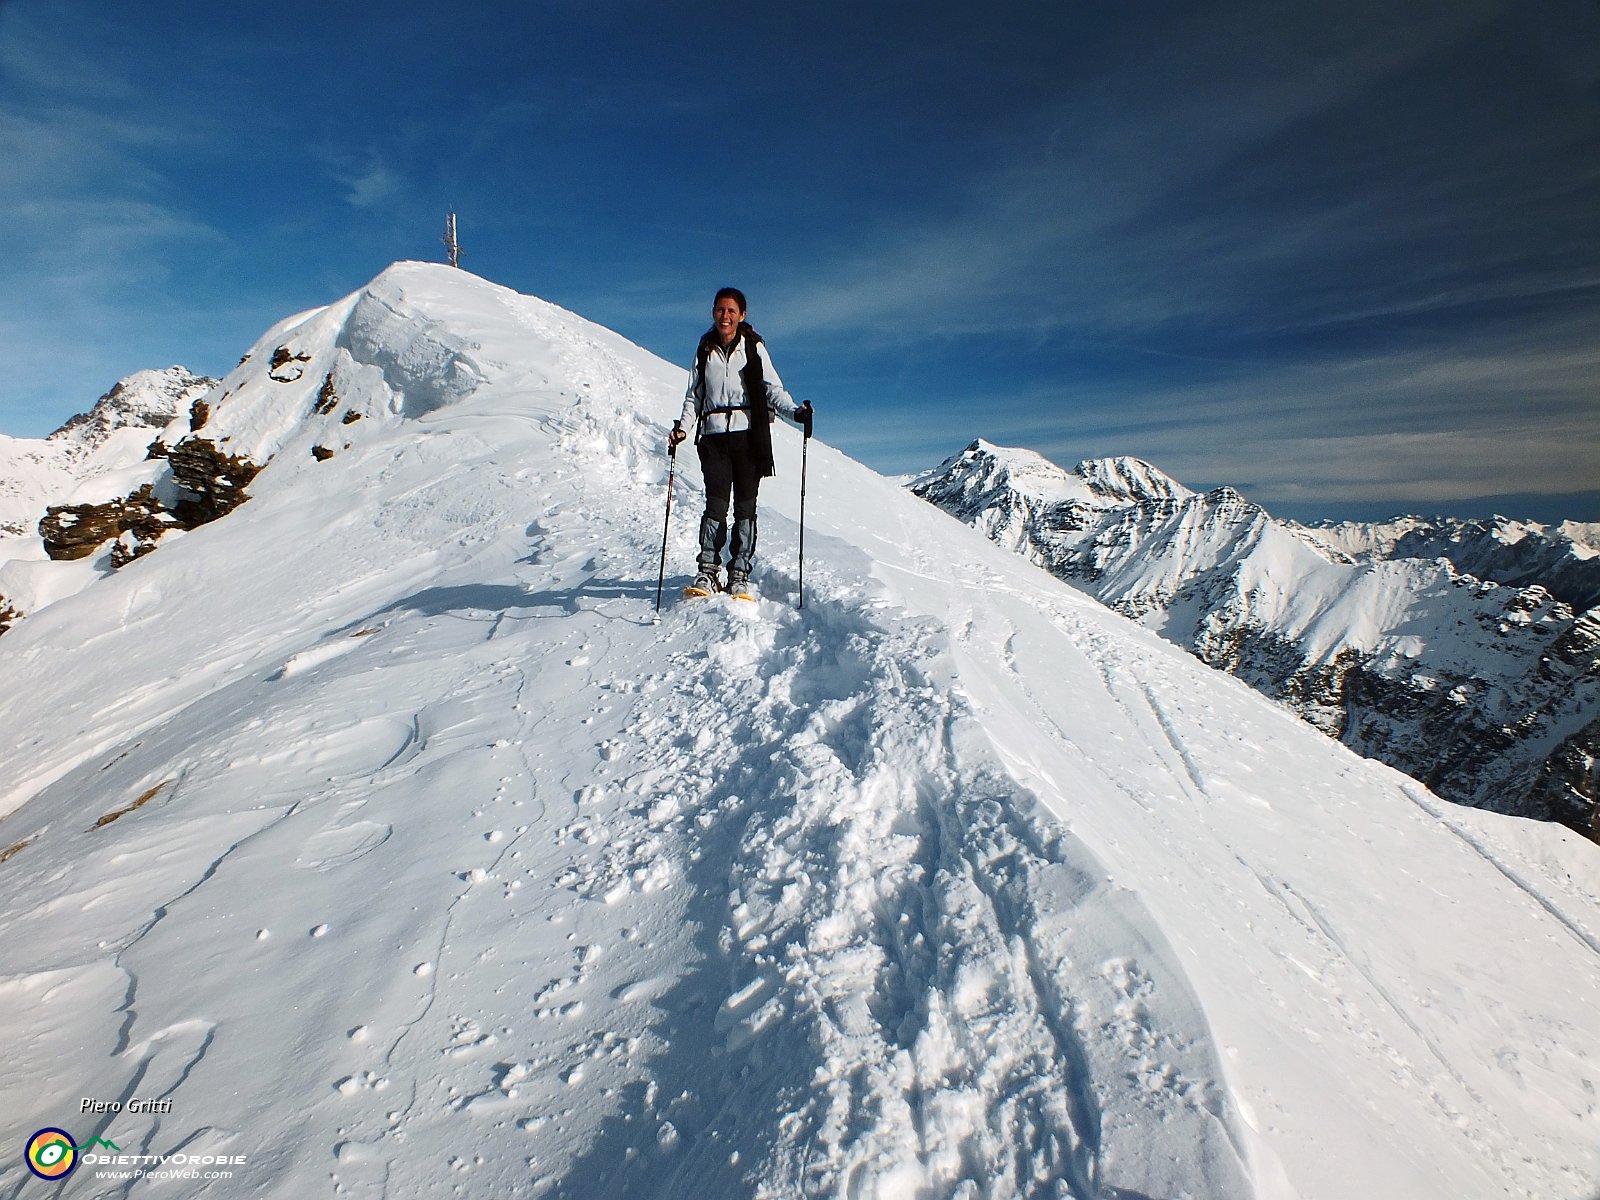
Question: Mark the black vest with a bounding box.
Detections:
[695,322,775,477]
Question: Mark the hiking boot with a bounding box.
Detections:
[687,567,722,596]
[726,570,754,599]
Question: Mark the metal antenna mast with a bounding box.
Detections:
[442,212,461,268]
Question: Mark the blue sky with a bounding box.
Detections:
[2,0,1596,521]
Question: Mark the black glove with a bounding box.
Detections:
[796,402,814,436]
[668,420,686,448]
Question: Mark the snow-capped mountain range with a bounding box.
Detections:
[1306,514,1600,614]
[1,265,1596,1200]
[911,440,1600,837]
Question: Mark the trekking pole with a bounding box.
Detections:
[653,439,678,620]
[798,407,812,610]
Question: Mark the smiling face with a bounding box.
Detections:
[712,294,745,346]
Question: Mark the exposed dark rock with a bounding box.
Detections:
[39,484,172,563]
[91,779,170,829]
[1191,612,1600,832]
[190,398,210,431]
[34,436,263,568]
[269,346,312,382]
[341,409,362,424]
[108,486,172,567]
[0,594,19,636]
[146,438,170,460]
[166,437,262,526]
[312,445,335,461]
[313,372,339,416]
[1304,515,1600,613]
[39,502,123,560]
[1532,715,1600,837]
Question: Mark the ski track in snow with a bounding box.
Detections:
[1,266,1596,1200]
[1396,782,1600,961]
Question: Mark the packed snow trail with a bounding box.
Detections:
[0,264,1595,1200]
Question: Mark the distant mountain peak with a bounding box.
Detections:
[0,366,218,544]
[923,442,1191,519]
[1073,454,1192,505]
[47,366,216,456]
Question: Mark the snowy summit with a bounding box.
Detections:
[1,264,1596,1200]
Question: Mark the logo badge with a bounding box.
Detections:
[25,1128,78,1181]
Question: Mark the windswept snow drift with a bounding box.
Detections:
[0,264,1596,1200]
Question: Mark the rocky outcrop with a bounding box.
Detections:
[1190,601,1599,833]
[165,437,262,527]
[39,484,172,563]
[269,346,312,382]
[0,594,19,637]
[1533,715,1600,837]
[38,502,124,560]
[913,440,1600,840]
[35,437,262,566]
[313,372,339,416]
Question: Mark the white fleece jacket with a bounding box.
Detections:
[679,333,799,439]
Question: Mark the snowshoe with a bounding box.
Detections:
[683,568,722,599]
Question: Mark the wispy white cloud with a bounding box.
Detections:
[0,1,142,103]
[824,295,1597,511]
[749,0,1599,517]
[769,0,1583,349]
[0,3,238,432]
[332,150,405,209]
[0,103,229,300]
[1013,318,1600,506]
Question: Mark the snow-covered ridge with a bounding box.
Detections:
[1298,512,1600,612]
[912,439,1600,835]
[0,265,1596,1199]
[0,275,512,629]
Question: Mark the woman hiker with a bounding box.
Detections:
[670,287,813,600]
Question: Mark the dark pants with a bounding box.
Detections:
[697,431,762,576]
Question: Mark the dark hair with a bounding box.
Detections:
[713,287,747,314]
